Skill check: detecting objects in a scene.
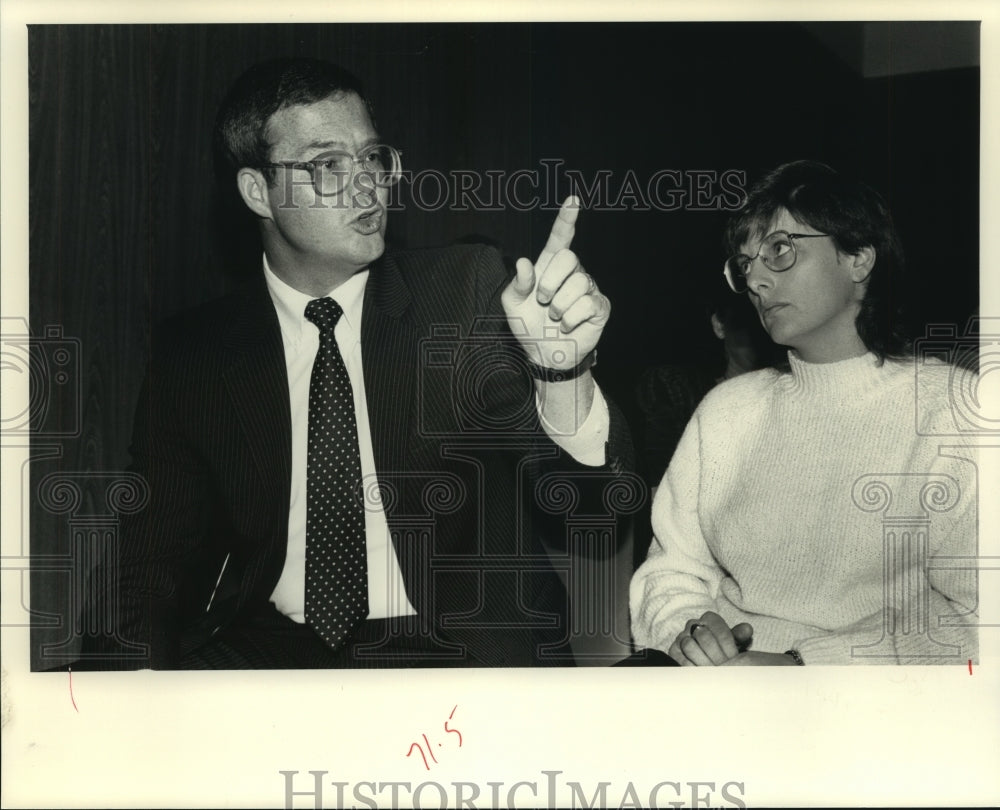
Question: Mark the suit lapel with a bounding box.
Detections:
[221,275,292,503]
[361,252,417,495]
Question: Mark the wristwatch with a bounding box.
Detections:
[526,349,597,382]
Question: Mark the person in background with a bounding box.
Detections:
[635,288,777,493]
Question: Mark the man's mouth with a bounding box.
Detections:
[352,207,384,234]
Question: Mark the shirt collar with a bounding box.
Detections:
[262,253,368,345]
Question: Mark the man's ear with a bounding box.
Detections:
[236,167,272,220]
[849,245,876,283]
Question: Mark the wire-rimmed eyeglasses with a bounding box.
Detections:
[260,143,403,197]
[723,230,829,293]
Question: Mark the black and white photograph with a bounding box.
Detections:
[2,1,998,807]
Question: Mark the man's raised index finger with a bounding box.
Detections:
[536,196,580,265]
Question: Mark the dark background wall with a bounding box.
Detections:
[26,22,979,669]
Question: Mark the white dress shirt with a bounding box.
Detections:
[263,256,610,621]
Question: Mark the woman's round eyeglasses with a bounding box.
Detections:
[723,230,829,293]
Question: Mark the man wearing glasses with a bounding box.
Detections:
[88,57,631,669]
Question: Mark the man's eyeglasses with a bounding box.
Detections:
[723,230,829,293]
[261,143,403,197]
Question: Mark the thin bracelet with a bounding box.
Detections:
[784,649,805,666]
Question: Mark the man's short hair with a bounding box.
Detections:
[725,160,909,360]
[213,57,370,186]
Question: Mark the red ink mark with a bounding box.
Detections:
[968,659,973,675]
[422,733,438,763]
[406,742,430,771]
[68,668,79,713]
[407,706,463,770]
[445,704,462,747]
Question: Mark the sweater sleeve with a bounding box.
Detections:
[629,411,726,651]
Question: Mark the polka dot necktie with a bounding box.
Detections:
[303,297,368,651]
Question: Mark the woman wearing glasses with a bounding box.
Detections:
[629,160,978,666]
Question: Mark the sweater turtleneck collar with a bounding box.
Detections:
[783,350,890,399]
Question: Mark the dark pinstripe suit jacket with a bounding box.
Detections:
[101,244,633,668]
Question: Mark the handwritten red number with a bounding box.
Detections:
[407,742,430,771]
[422,734,439,763]
[444,704,462,747]
[409,706,463,770]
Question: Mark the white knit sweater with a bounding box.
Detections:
[630,351,979,665]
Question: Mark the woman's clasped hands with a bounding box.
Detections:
[667,612,798,666]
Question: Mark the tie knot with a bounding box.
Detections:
[305,297,344,334]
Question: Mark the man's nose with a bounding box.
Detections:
[351,172,379,208]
